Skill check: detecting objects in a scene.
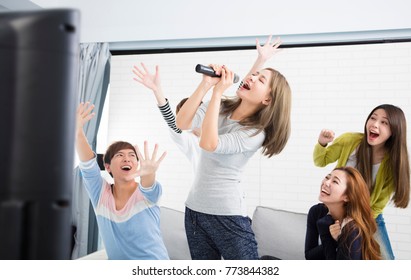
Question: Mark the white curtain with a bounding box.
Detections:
[71,42,111,259]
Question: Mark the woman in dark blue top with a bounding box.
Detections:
[305,203,328,259]
[305,167,381,260]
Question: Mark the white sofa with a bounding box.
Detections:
[79,206,307,260]
[159,206,191,260]
[252,206,307,260]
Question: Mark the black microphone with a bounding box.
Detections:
[195,64,240,83]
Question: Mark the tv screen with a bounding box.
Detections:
[0,9,80,259]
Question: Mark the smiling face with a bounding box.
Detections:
[366,108,392,149]
[105,149,138,181]
[236,69,273,106]
[319,169,349,207]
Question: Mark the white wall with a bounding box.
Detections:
[106,42,411,259]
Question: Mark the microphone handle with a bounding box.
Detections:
[195,64,240,83]
[195,64,220,77]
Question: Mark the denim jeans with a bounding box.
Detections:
[184,207,259,260]
[374,214,395,260]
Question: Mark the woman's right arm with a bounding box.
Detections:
[317,214,338,260]
[305,205,326,260]
[176,79,214,130]
[313,132,346,167]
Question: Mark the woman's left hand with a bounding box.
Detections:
[213,65,234,96]
[329,220,341,241]
[256,35,282,62]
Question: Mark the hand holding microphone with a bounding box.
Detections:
[195,64,240,83]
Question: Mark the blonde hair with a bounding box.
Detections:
[221,68,291,157]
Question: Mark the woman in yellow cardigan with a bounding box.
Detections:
[313,104,410,259]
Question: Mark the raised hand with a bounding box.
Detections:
[75,102,96,162]
[318,129,335,147]
[129,141,167,187]
[76,102,95,133]
[256,35,282,62]
[132,62,161,92]
[246,35,282,79]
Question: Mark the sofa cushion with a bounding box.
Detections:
[160,206,191,260]
[252,206,307,260]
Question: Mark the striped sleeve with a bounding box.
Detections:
[158,99,182,134]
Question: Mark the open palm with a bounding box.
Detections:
[256,35,282,62]
[76,102,95,132]
[133,141,167,178]
[132,63,160,92]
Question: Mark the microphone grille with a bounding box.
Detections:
[233,74,240,83]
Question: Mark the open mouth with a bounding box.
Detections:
[121,165,132,171]
[239,81,250,90]
[321,188,330,195]
[369,132,379,140]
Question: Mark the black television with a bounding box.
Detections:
[0,9,80,259]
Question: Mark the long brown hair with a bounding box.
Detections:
[355,104,410,208]
[221,68,292,158]
[336,167,381,260]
